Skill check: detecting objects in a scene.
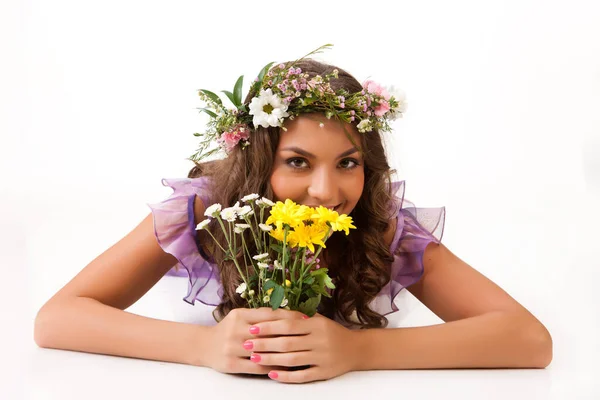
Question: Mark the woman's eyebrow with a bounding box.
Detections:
[280,146,359,159]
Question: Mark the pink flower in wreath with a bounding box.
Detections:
[362,80,391,100]
[374,100,390,116]
[218,125,250,152]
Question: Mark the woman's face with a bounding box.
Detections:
[270,113,365,216]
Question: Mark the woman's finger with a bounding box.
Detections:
[249,350,314,368]
[243,334,312,353]
[248,317,311,337]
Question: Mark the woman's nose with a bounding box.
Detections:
[307,168,337,204]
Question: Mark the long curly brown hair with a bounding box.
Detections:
[188,60,397,329]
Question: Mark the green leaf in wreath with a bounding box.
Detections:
[197,108,218,118]
[257,62,275,84]
[233,75,244,106]
[222,90,237,107]
[270,243,283,254]
[199,89,223,106]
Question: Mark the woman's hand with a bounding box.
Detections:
[242,312,359,383]
[197,307,306,375]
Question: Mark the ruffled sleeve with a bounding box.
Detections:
[369,180,446,317]
[146,177,223,306]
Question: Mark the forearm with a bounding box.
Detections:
[354,311,552,370]
[34,296,211,366]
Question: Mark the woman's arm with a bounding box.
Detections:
[34,197,212,366]
[34,209,208,364]
[354,310,551,370]
[35,293,211,366]
[355,243,552,370]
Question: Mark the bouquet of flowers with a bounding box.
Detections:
[197,194,356,316]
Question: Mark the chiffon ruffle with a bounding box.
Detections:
[147,177,223,306]
[368,180,446,317]
[148,177,445,318]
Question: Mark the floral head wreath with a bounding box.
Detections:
[189,44,407,163]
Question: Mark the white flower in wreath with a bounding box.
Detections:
[387,85,408,120]
[249,89,290,128]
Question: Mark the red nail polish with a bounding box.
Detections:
[302,315,310,319]
[249,326,260,334]
[243,341,253,350]
[250,353,261,363]
[268,371,278,379]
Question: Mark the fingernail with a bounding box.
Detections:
[250,353,261,363]
[302,315,310,319]
[249,326,260,334]
[268,371,278,379]
[243,341,253,350]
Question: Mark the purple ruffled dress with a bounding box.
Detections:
[147,177,445,327]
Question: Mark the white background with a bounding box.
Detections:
[2,0,599,398]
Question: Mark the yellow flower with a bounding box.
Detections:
[265,199,310,229]
[285,279,292,288]
[266,288,273,295]
[310,205,339,225]
[329,213,357,235]
[268,226,291,244]
[289,221,329,253]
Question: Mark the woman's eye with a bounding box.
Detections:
[340,158,360,169]
[287,158,308,168]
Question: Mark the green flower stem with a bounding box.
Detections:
[243,215,262,254]
[250,203,261,242]
[216,216,251,306]
[282,227,290,284]
[296,226,332,287]
[241,234,259,277]
[259,206,266,253]
[292,247,308,307]
[203,225,226,254]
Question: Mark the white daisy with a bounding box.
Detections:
[237,205,253,217]
[259,223,273,232]
[280,298,288,308]
[253,253,270,261]
[248,89,289,128]
[263,295,270,303]
[242,193,260,202]
[195,219,210,230]
[274,260,283,270]
[204,203,222,217]
[220,207,237,222]
[261,197,275,207]
[235,282,247,294]
[257,262,269,269]
[234,223,251,234]
[248,289,255,296]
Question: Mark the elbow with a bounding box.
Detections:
[527,320,553,368]
[33,302,59,349]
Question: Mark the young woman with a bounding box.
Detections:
[34,48,552,384]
